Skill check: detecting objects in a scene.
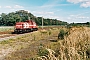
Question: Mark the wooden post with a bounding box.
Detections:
[28,16,30,20]
[42,16,43,29]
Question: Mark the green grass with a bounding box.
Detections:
[0,38,15,44]
[0,26,14,32]
[2,27,60,60]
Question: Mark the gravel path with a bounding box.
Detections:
[0,28,59,60]
[0,33,31,41]
[0,31,39,60]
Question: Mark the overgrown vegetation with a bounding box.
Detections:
[0,27,90,60]
[67,22,90,28]
[0,10,68,26]
[58,29,68,40]
[38,44,49,56]
[0,26,14,34]
[0,27,60,60]
[35,27,90,60]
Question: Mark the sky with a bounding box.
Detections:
[0,0,90,23]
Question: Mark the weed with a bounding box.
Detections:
[40,30,47,34]
[38,48,49,56]
[58,29,68,40]
[0,40,10,44]
[86,47,90,58]
[54,49,60,57]
[33,35,36,41]
[38,44,49,56]
[48,30,51,35]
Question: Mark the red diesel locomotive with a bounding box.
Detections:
[14,20,38,33]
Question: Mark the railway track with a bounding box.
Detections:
[0,31,39,41]
[0,34,16,38]
[0,34,17,41]
[0,27,39,41]
[0,26,61,41]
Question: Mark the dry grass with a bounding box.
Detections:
[57,27,90,60]
[62,27,90,60]
[0,26,90,60]
[0,27,60,60]
[0,26,14,34]
[38,27,90,60]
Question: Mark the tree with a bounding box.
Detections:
[0,10,68,26]
[0,13,7,26]
[86,22,90,25]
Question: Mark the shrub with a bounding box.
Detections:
[38,47,49,56]
[48,30,51,35]
[58,29,68,40]
[86,47,90,58]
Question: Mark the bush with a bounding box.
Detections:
[58,29,68,40]
[86,47,90,58]
[38,48,49,56]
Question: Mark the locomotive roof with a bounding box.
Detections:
[26,20,35,22]
[16,20,35,24]
[16,22,24,24]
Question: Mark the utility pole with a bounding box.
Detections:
[28,16,30,20]
[42,16,43,29]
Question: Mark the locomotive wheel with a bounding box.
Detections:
[30,29,33,32]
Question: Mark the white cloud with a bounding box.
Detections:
[32,11,54,15]
[80,1,90,8]
[4,6,12,8]
[70,15,75,17]
[31,10,61,20]
[67,17,71,19]
[14,5,24,8]
[24,10,31,13]
[67,15,90,23]
[76,16,89,19]
[67,0,87,4]
[45,12,54,15]
[67,0,90,8]
[0,6,1,8]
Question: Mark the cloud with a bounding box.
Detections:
[70,11,90,17]
[69,13,90,19]
[67,0,86,4]
[80,1,90,8]
[66,11,90,23]
[0,5,24,14]
[76,16,89,19]
[67,16,90,23]
[4,6,12,8]
[14,5,24,8]
[32,11,54,15]
[67,0,90,8]
[40,0,61,10]
[31,10,61,19]
[0,6,1,8]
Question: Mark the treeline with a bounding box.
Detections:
[0,10,68,26]
[67,22,90,28]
